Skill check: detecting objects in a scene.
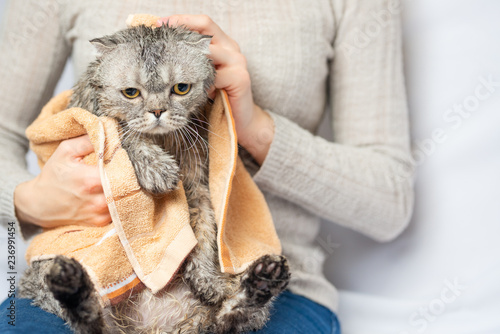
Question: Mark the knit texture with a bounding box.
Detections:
[0,0,414,312]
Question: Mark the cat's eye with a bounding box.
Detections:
[122,88,141,99]
[172,83,191,95]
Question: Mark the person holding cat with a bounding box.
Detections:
[0,1,413,333]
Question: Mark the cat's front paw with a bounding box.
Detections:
[134,154,180,194]
[241,254,290,306]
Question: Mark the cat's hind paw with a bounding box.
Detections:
[46,256,103,331]
[46,256,93,308]
[241,254,290,305]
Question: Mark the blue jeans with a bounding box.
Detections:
[248,291,340,334]
[0,291,340,333]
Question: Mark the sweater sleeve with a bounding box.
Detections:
[253,0,414,242]
[0,0,71,239]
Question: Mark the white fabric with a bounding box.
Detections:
[323,0,500,332]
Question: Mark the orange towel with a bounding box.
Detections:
[25,88,281,306]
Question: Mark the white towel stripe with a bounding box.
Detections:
[99,272,138,296]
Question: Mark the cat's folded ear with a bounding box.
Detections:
[90,37,119,56]
[185,35,212,54]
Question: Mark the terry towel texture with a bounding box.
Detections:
[25,88,281,306]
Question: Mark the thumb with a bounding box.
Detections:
[64,135,95,158]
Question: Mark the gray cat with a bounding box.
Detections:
[19,25,290,333]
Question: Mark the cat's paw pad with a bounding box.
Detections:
[242,255,290,305]
[46,256,89,304]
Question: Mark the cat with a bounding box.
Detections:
[19,24,290,333]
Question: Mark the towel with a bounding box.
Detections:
[25,87,281,306]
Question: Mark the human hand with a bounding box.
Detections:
[14,135,111,229]
[157,15,275,165]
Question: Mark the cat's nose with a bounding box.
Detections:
[149,109,166,119]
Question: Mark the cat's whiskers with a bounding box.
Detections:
[191,125,209,191]
[117,126,136,145]
[187,120,223,162]
[123,119,150,150]
[179,127,202,189]
[172,129,184,166]
[130,129,143,151]
[182,124,208,191]
[181,126,200,152]
[184,124,209,164]
[190,118,229,143]
[119,129,137,147]
[99,126,133,159]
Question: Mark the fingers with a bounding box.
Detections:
[57,135,95,159]
[157,15,222,38]
[72,212,112,228]
[30,134,113,228]
[214,66,252,94]
[91,214,112,227]
[78,188,112,227]
[90,199,112,226]
[78,172,104,195]
[157,15,239,51]
[208,44,247,67]
[75,182,111,227]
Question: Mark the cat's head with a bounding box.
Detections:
[89,24,215,135]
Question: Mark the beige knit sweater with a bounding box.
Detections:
[0,0,414,312]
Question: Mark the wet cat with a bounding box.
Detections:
[19,24,290,333]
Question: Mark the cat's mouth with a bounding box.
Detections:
[142,119,184,135]
[147,123,171,134]
[127,113,187,135]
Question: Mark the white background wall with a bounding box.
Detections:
[324,1,500,333]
